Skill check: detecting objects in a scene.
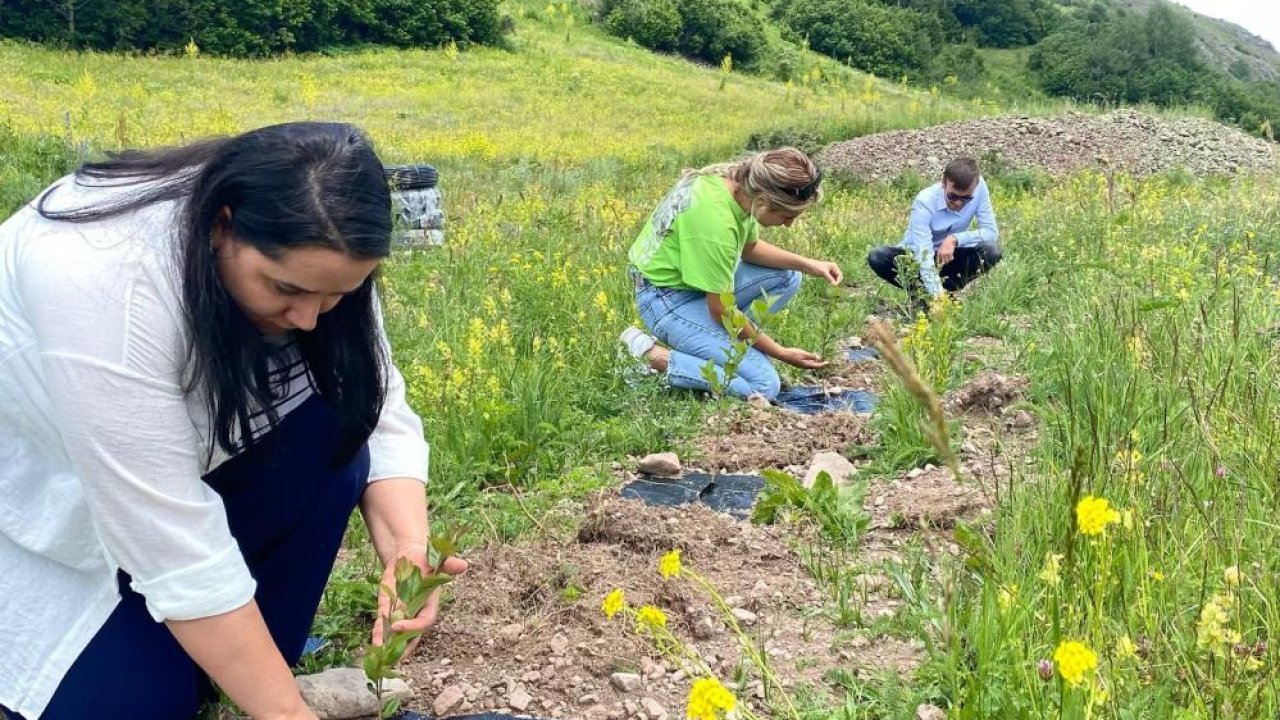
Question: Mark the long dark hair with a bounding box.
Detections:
[38,121,392,465]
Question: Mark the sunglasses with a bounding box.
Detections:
[946,190,975,204]
[789,169,823,201]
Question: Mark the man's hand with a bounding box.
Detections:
[780,347,827,369]
[807,260,843,286]
[937,235,957,266]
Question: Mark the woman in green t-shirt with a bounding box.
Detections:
[620,147,842,400]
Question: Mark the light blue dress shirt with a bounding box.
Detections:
[900,178,999,296]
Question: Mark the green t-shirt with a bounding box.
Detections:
[628,174,759,294]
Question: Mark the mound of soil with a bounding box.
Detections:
[819,109,1277,181]
[403,496,904,720]
[944,369,1027,414]
[695,406,873,474]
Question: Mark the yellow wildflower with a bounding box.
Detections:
[635,605,667,632]
[659,549,682,580]
[1223,565,1242,588]
[685,677,737,720]
[998,584,1018,611]
[1197,592,1241,655]
[1121,509,1136,530]
[1149,569,1165,582]
[1039,552,1063,587]
[1053,640,1098,686]
[601,589,624,619]
[1076,495,1121,536]
[1116,635,1137,660]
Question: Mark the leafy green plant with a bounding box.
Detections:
[364,528,466,719]
[701,291,776,398]
[752,469,869,545]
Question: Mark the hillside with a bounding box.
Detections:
[1108,0,1280,81]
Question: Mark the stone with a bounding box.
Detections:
[610,672,643,693]
[803,451,857,488]
[906,468,924,479]
[1010,410,1035,429]
[637,452,681,476]
[295,667,410,720]
[509,687,534,712]
[692,615,720,639]
[642,697,668,719]
[433,684,467,717]
[497,622,524,641]
[731,608,758,625]
[917,704,947,720]
[548,633,572,655]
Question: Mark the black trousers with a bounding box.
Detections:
[866,240,1002,295]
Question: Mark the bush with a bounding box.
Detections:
[675,0,766,67]
[926,43,985,84]
[773,0,945,79]
[598,0,766,68]
[602,0,680,52]
[0,0,505,56]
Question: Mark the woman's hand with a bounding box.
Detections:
[371,543,469,659]
[807,259,843,286]
[780,347,828,369]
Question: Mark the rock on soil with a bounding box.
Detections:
[819,109,1278,181]
[295,667,409,720]
[637,452,681,476]
[802,451,858,488]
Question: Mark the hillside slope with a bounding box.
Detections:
[1107,0,1280,81]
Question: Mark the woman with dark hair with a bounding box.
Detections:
[0,122,464,719]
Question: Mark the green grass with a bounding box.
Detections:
[3,9,1280,718]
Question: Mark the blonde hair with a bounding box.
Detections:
[682,147,822,215]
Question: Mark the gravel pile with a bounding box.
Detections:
[818,109,1277,180]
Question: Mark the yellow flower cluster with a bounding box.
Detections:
[602,589,624,619]
[1038,552,1063,587]
[1196,592,1242,655]
[659,549,682,580]
[1076,495,1122,536]
[635,604,668,632]
[1053,640,1098,686]
[685,677,737,720]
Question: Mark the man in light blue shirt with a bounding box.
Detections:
[867,157,1001,301]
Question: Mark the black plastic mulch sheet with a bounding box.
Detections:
[620,472,766,519]
[774,386,878,415]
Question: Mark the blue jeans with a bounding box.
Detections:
[634,263,802,400]
[4,396,370,720]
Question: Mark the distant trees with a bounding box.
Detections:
[771,0,946,79]
[0,0,505,56]
[599,0,767,67]
[1029,3,1278,137]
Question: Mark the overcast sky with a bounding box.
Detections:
[1171,0,1280,51]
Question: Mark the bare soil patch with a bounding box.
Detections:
[694,406,872,474]
[403,496,890,719]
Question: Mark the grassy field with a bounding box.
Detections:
[3,6,1280,718]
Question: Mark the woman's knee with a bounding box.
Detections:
[738,358,781,400]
